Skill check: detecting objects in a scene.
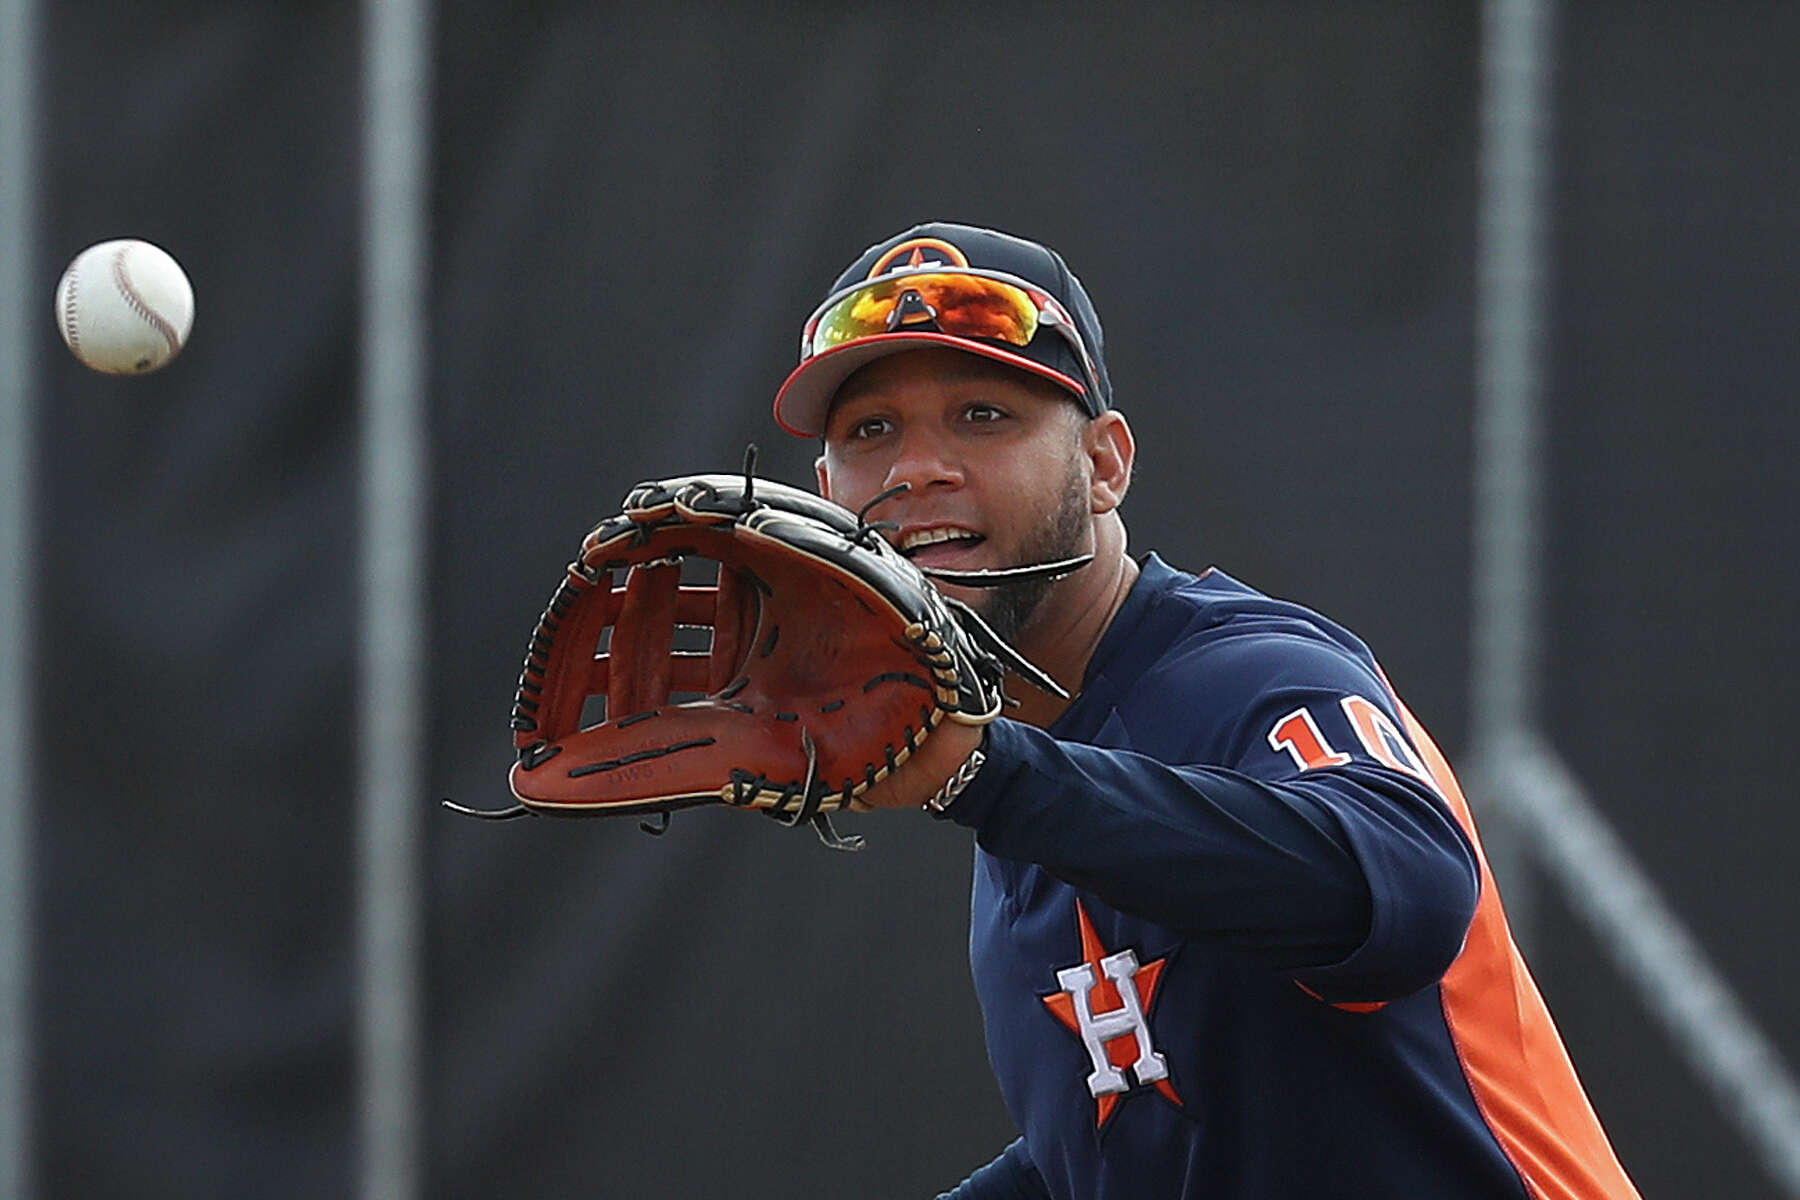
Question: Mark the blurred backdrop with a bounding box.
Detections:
[10,1,1798,1196]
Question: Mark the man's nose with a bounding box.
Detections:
[883,428,965,494]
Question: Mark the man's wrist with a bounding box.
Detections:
[923,728,989,815]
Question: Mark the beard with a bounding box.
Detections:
[965,465,1092,647]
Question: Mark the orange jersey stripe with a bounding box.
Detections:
[1396,700,1641,1200]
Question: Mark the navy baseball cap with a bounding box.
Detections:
[774,221,1114,437]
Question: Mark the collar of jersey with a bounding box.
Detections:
[1047,553,1196,744]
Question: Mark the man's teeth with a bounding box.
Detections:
[901,528,981,551]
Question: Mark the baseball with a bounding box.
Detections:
[55,239,195,374]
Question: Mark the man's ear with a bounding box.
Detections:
[814,452,832,500]
[1087,411,1135,514]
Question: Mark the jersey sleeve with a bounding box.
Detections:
[935,1138,1049,1200]
[943,629,1480,1004]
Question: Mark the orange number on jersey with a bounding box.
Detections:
[1269,697,1442,797]
[1267,707,1352,771]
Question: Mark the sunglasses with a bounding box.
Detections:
[798,268,1104,404]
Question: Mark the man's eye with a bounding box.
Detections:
[851,416,892,439]
[965,404,1006,423]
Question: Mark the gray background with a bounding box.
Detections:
[21,2,1797,1196]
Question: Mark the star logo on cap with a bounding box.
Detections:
[865,236,972,280]
[1042,901,1183,1127]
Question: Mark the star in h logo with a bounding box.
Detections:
[1042,900,1183,1127]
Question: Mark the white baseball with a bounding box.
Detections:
[55,239,195,375]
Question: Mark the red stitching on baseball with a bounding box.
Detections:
[60,268,81,352]
[110,245,181,365]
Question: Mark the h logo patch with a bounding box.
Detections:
[1042,901,1184,1126]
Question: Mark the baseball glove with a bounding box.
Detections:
[446,452,1086,849]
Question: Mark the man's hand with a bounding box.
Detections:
[470,466,1066,849]
[853,717,986,811]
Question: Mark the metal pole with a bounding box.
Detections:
[1468,0,1555,933]
[0,0,43,1193]
[357,0,432,1197]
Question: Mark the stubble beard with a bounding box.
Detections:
[965,466,1091,648]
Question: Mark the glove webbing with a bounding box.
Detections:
[514,553,763,754]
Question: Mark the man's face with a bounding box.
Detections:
[815,347,1094,643]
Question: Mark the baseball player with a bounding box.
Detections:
[770,222,1642,1199]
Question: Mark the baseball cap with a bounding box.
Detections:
[774,221,1114,437]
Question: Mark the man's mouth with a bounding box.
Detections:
[898,526,986,564]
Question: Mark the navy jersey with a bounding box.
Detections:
[937,556,1638,1200]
